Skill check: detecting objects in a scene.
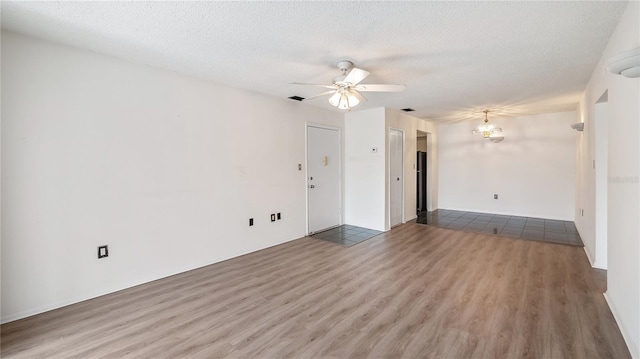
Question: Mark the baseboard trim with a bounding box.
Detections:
[582,246,607,270]
[603,292,639,359]
[583,246,595,266]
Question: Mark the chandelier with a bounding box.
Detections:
[472,110,504,143]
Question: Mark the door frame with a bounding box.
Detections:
[388,127,405,229]
[305,122,343,235]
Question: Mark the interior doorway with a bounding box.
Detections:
[417,130,428,215]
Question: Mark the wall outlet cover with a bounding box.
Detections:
[98,245,109,259]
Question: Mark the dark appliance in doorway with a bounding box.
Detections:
[417,151,427,213]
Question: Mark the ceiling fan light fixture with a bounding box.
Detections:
[328,92,341,107]
[347,91,359,107]
[338,94,349,110]
[292,60,404,111]
[329,90,359,110]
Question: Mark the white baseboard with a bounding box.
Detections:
[603,292,639,359]
[582,246,607,270]
[583,246,596,266]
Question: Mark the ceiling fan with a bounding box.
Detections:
[291,60,405,110]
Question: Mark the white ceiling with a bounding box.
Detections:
[0,1,629,122]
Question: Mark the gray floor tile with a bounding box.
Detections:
[489,217,509,223]
[545,223,566,230]
[312,225,381,246]
[545,227,567,234]
[545,232,569,241]
[416,210,582,247]
[476,215,494,221]
[524,225,545,231]
[503,224,525,230]
[504,229,525,235]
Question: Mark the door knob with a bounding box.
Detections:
[309,185,315,189]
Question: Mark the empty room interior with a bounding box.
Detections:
[2,2,639,358]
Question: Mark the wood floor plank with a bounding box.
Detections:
[1,222,631,358]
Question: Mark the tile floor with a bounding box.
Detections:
[311,225,383,247]
[417,209,583,246]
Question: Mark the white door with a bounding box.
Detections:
[307,126,341,233]
[390,129,404,227]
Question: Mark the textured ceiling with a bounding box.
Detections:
[0,1,629,122]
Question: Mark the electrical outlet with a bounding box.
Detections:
[271,214,276,222]
[277,213,281,220]
[249,218,254,226]
[98,245,109,259]
[494,194,498,199]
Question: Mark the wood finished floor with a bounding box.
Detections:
[1,222,630,358]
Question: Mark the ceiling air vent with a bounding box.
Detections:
[288,96,305,101]
[401,108,415,112]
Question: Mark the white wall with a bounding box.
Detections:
[576,2,639,356]
[0,31,344,323]
[577,94,610,271]
[417,136,428,152]
[385,109,438,224]
[438,111,576,220]
[344,108,438,231]
[344,108,386,231]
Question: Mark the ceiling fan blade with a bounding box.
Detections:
[343,68,370,85]
[303,90,336,101]
[354,84,406,92]
[350,90,368,103]
[290,82,337,89]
